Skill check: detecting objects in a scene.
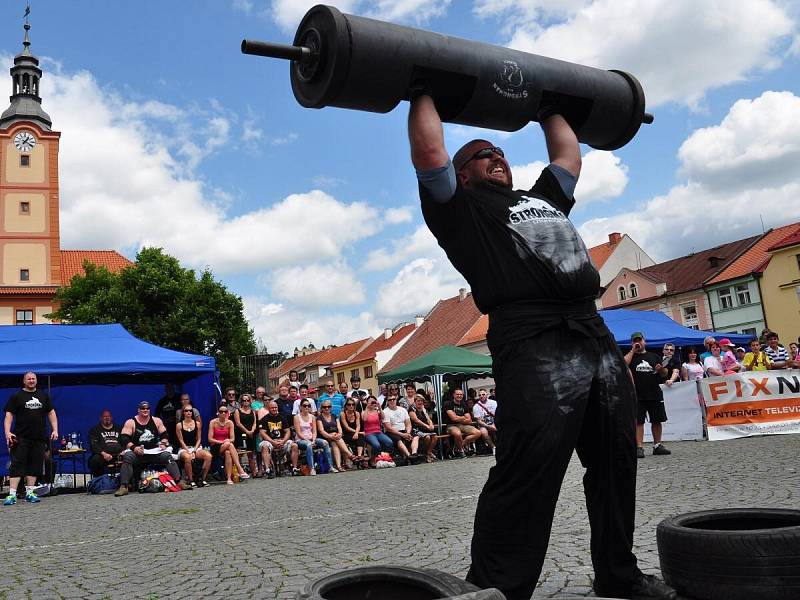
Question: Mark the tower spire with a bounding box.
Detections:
[0,1,52,130]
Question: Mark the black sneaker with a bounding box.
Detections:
[454,450,466,459]
[636,447,645,459]
[266,469,275,479]
[653,444,671,456]
[627,573,677,599]
[291,467,300,476]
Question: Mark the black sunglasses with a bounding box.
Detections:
[183,409,193,413]
[463,146,504,167]
[301,403,311,407]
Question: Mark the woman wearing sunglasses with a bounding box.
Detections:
[316,401,359,471]
[361,395,393,467]
[293,400,334,475]
[410,394,438,463]
[339,399,366,463]
[234,394,258,477]
[175,404,212,487]
[208,405,249,484]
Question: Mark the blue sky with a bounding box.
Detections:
[1,1,798,352]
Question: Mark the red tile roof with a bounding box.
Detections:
[707,223,800,284]
[588,237,619,270]
[457,314,488,347]
[339,324,417,368]
[0,286,58,296]
[615,235,761,306]
[61,250,132,282]
[380,292,482,373]
[271,350,326,381]
[312,338,372,366]
[766,226,800,253]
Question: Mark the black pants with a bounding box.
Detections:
[466,328,639,600]
[89,453,119,477]
[8,437,46,478]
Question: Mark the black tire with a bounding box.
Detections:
[657,508,800,600]
[296,566,505,600]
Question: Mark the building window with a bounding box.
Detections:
[307,370,318,384]
[629,283,638,298]
[19,269,30,282]
[20,155,30,167]
[617,286,626,301]
[364,365,374,379]
[350,368,360,380]
[681,303,699,329]
[15,309,33,325]
[20,201,30,214]
[741,327,757,337]
[718,288,733,310]
[735,284,751,305]
[336,372,345,384]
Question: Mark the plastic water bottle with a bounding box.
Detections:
[71,432,77,447]
[77,432,83,449]
[60,436,67,450]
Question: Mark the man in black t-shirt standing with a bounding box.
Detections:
[4,372,58,505]
[408,91,675,600]
[155,383,181,450]
[625,333,671,459]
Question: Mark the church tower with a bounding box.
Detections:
[0,15,62,324]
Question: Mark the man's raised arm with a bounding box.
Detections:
[540,113,581,178]
[408,95,449,171]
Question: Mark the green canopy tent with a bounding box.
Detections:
[378,345,493,433]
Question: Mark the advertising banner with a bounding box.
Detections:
[643,380,704,442]
[699,370,800,440]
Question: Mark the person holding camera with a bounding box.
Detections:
[625,332,671,459]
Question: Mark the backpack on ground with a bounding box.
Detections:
[87,474,120,495]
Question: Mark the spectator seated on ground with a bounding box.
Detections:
[339,398,366,463]
[382,395,418,464]
[294,399,334,475]
[115,401,191,497]
[88,409,123,477]
[208,405,249,485]
[361,395,394,467]
[444,389,482,459]
[257,401,300,477]
[316,400,360,471]
[409,394,437,463]
[175,405,212,487]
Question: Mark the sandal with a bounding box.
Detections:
[227,479,234,485]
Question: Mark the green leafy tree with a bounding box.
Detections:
[49,247,256,387]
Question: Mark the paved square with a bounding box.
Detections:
[1,434,796,599]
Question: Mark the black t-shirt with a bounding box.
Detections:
[661,356,681,382]
[409,406,432,428]
[89,423,123,455]
[421,168,602,345]
[156,394,180,426]
[629,352,665,403]
[443,400,469,425]
[132,417,161,450]
[317,414,339,434]
[259,414,291,440]
[4,389,53,440]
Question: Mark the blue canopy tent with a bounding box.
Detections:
[599,308,752,348]
[0,324,217,476]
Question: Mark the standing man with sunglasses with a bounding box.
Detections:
[408,91,675,600]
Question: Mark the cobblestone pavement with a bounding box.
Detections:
[1,434,797,600]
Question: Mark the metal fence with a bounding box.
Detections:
[238,353,282,392]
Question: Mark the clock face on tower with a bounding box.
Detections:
[14,131,36,152]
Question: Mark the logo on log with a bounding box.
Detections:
[493,60,528,99]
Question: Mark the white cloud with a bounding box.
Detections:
[384,206,414,224]
[271,262,366,308]
[480,0,795,108]
[36,64,381,274]
[270,132,298,145]
[311,175,347,188]
[244,296,382,352]
[374,257,467,318]
[678,91,800,189]
[578,91,800,261]
[363,225,441,271]
[511,149,628,203]
[270,0,449,31]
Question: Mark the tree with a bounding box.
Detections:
[49,247,256,387]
